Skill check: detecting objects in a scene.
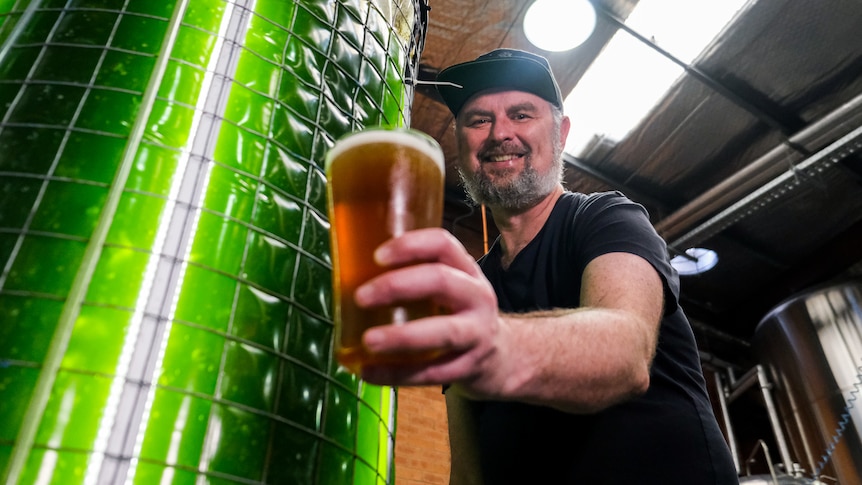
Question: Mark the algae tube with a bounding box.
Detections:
[0,0,427,483]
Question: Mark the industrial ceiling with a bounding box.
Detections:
[409,0,862,366]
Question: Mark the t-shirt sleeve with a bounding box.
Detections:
[572,192,682,313]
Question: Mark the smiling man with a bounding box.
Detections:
[355,49,738,484]
[456,89,566,213]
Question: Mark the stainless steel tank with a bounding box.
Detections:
[754,281,862,484]
[739,474,819,485]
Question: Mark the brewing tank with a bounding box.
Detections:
[754,281,862,484]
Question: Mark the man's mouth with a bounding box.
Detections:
[482,152,526,164]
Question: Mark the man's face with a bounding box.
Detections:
[454,89,570,211]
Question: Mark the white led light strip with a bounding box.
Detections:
[83,1,253,483]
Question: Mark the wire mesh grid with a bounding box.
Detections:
[0,0,422,483]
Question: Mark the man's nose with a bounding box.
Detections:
[490,117,515,141]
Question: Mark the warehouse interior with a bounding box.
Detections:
[401,0,862,483]
[1,0,861,483]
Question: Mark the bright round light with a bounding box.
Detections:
[671,247,719,276]
[523,0,597,52]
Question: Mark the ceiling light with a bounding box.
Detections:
[523,0,596,52]
[671,247,719,276]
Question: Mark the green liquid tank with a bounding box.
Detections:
[0,0,427,483]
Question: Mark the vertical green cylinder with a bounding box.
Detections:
[0,0,424,483]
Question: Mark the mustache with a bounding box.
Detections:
[478,140,529,159]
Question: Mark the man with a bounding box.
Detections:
[355,49,738,483]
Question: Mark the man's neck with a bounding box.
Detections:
[491,185,564,269]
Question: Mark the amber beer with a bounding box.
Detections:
[326,127,445,374]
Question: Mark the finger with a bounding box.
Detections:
[358,315,474,386]
[362,313,478,355]
[360,352,464,386]
[355,262,495,313]
[359,340,493,389]
[361,360,442,386]
[375,228,484,279]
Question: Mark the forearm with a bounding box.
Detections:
[453,306,656,413]
[355,240,664,414]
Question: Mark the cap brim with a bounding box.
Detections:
[436,57,562,116]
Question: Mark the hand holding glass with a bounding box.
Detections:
[325,127,445,374]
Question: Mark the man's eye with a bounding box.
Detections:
[514,113,531,120]
[470,118,490,126]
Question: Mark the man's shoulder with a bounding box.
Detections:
[560,189,632,204]
[556,190,639,217]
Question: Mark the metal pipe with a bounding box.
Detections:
[669,123,862,249]
[699,350,742,373]
[656,91,862,243]
[590,1,862,249]
[745,440,780,483]
[757,365,797,477]
[715,372,742,473]
[727,365,760,402]
[726,365,798,477]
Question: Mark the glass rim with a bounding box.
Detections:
[325,126,444,170]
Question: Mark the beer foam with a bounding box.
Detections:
[327,128,445,172]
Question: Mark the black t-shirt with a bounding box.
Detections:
[471,191,738,484]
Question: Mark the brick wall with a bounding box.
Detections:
[394,386,450,484]
[393,204,491,484]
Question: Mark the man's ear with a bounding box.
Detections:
[560,115,571,148]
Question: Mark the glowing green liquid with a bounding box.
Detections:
[0,0,415,482]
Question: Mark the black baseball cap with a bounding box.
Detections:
[435,48,563,117]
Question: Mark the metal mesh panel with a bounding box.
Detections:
[0,0,423,483]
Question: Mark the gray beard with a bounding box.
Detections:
[458,159,560,211]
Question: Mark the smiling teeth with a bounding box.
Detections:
[490,154,519,162]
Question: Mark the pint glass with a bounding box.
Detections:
[325,127,445,374]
